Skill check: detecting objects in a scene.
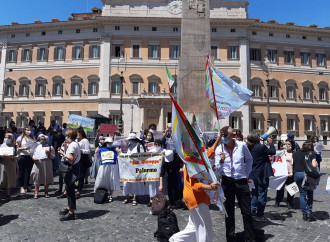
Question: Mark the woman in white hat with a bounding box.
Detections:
[94,137,121,202]
[30,134,55,198]
[123,133,146,205]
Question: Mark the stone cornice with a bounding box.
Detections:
[250,100,330,108]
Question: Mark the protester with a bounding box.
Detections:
[16,127,36,194]
[247,133,275,221]
[0,133,18,200]
[287,133,300,151]
[29,120,37,137]
[49,120,60,130]
[169,165,218,242]
[310,136,323,174]
[36,121,46,136]
[90,136,105,179]
[58,129,81,221]
[293,141,319,221]
[275,139,295,209]
[143,131,154,145]
[215,126,255,242]
[62,123,68,137]
[53,128,65,194]
[76,127,91,199]
[94,137,121,202]
[123,133,146,205]
[30,135,55,199]
[162,128,173,149]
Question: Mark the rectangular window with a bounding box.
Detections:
[23,49,31,62]
[113,45,122,57]
[134,26,139,31]
[171,82,177,94]
[11,34,15,38]
[269,33,274,37]
[252,118,260,130]
[5,117,11,128]
[211,46,218,59]
[54,83,62,96]
[231,116,239,129]
[270,118,278,129]
[112,81,120,94]
[8,50,16,62]
[230,29,236,32]
[228,46,238,60]
[252,31,257,35]
[90,82,97,95]
[321,120,328,131]
[303,87,311,99]
[304,119,312,131]
[132,82,139,94]
[149,82,158,93]
[152,27,157,31]
[211,28,217,33]
[76,29,80,34]
[252,85,260,97]
[20,84,28,97]
[268,49,277,63]
[173,27,179,32]
[284,51,294,64]
[286,34,290,38]
[170,45,179,59]
[58,30,63,35]
[74,46,82,59]
[132,45,140,58]
[36,84,44,96]
[287,86,294,99]
[287,118,295,130]
[39,47,47,61]
[57,47,64,60]
[91,45,99,58]
[149,45,159,58]
[26,33,30,37]
[270,85,277,98]
[41,31,46,36]
[301,52,310,65]
[319,88,326,100]
[316,53,326,66]
[5,84,13,97]
[93,28,98,32]
[250,48,261,61]
[110,115,119,125]
[115,26,120,30]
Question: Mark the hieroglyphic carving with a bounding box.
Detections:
[188,0,206,17]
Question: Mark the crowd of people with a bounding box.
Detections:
[0,120,324,241]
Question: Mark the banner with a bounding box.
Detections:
[98,123,117,135]
[145,142,156,152]
[67,114,95,132]
[113,136,128,153]
[268,152,288,190]
[118,152,162,182]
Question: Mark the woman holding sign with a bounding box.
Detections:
[94,137,120,202]
[30,135,55,199]
[0,133,18,200]
[16,127,36,194]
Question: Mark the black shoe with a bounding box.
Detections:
[59,208,69,215]
[251,209,257,216]
[57,193,67,199]
[303,214,308,221]
[287,203,294,209]
[273,202,280,207]
[60,212,75,221]
[54,190,62,195]
[75,193,81,199]
[307,212,316,222]
[147,202,152,207]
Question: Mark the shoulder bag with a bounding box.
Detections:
[57,155,77,174]
[304,151,320,179]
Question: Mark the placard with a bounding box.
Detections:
[67,114,95,132]
[285,182,300,196]
[100,150,116,165]
[0,147,14,156]
[33,147,48,160]
[268,152,288,190]
[98,123,117,135]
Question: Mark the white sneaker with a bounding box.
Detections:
[20,187,26,194]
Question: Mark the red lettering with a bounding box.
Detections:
[273,168,276,174]
[276,156,283,163]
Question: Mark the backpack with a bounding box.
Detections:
[94,188,108,204]
[154,210,180,242]
[151,193,167,215]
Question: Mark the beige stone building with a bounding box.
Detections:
[0,0,329,148]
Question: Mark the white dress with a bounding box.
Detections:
[94,147,121,192]
[123,143,146,196]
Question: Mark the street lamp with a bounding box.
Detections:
[263,52,272,128]
[117,48,127,134]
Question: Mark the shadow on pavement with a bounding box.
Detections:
[313,211,329,220]
[77,209,108,220]
[0,214,19,226]
[236,229,274,242]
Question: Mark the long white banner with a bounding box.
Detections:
[118,152,162,182]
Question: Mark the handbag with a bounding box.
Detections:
[304,152,320,179]
[57,156,77,174]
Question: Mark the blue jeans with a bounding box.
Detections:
[294,172,313,216]
[251,177,269,217]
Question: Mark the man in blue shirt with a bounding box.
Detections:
[215,126,256,242]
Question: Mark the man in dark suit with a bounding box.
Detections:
[247,133,276,222]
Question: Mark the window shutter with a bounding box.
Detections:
[79,83,82,96]
[237,47,240,60]
[158,46,161,59]
[54,47,58,60]
[72,47,75,59]
[60,83,63,96]
[19,84,22,96]
[63,47,66,61]
[89,45,92,59]
[37,48,40,61]
[257,49,261,61]
[300,53,303,64]
[71,82,74,95]
[45,48,49,61]
[35,84,38,96]
[148,46,151,58]
[52,83,56,95]
[88,82,91,95]
[97,45,100,59]
[27,85,30,97]
[96,82,99,94]
[21,49,24,62]
[43,84,46,97]
[81,47,84,59]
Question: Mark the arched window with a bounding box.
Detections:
[250,77,263,98]
[148,74,161,94]
[35,76,47,97]
[129,74,143,95]
[302,80,313,101]
[70,75,83,96]
[4,78,16,97]
[111,74,121,94]
[18,77,31,97]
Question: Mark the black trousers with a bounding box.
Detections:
[66,182,76,210]
[167,172,179,205]
[276,176,294,204]
[77,155,90,192]
[18,155,34,188]
[222,176,256,242]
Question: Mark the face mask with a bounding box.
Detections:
[4,138,11,145]
[99,140,105,145]
[107,144,113,148]
[40,140,47,145]
[66,138,72,143]
[221,136,230,145]
[26,131,31,136]
[147,136,152,141]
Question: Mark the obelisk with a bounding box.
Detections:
[178,0,213,131]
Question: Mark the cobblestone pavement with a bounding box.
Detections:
[1,170,329,242]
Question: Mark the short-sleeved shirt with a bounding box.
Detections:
[66,142,81,165]
[293,151,316,173]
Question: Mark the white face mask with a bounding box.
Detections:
[4,138,11,145]
[66,137,72,143]
[26,130,31,136]
[155,146,162,152]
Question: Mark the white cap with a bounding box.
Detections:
[280,134,287,141]
[127,133,138,140]
[105,137,113,143]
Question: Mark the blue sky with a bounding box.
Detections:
[0,0,329,28]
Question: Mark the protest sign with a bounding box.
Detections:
[113,136,128,153]
[100,150,116,165]
[145,142,155,152]
[268,152,288,190]
[98,123,117,135]
[118,152,162,182]
[0,147,14,156]
[285,182,299,196]
[67,114,95,132]
[33,147,48,160]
